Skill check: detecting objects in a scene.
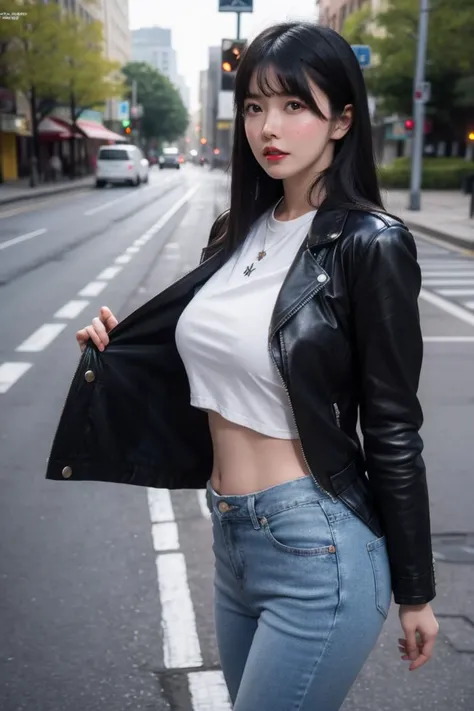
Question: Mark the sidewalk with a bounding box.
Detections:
[0,175,94,205]
[383,189,474,250]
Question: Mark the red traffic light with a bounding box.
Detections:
[404,119,414,131]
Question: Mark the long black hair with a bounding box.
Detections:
[207,22,384,260]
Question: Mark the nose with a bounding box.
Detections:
[261,108,281,140]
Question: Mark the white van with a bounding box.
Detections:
[95,144,149,188]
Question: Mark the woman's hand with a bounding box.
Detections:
[398,603,439,671]
[76,306,118,354]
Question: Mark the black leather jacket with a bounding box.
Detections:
[46,203,436,606]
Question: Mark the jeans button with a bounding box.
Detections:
[218,501,231,513]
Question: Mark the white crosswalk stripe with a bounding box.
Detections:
[418,244,474,311]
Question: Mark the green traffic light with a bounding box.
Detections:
[122,119,131,127]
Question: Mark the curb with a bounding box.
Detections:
[0,180,94,206]
[405,220,474,253]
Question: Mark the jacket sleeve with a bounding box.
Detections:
[352,224,436,605]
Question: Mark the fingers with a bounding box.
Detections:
[76,306,118,354]
[99,306,118,332]
[398,631,437,671]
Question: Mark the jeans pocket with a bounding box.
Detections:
[367,536,392,619]
[260,503,337,557]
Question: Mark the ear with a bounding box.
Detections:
[331,104,353,141]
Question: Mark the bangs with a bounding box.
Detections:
[236,47,327,120]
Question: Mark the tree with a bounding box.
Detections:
[0,0,126,184]
[60,13,123,177]
[342,0,474,135]
[0,0,68,184]
[122,62,189,148]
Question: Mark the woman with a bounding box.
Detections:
[49,22,439,710]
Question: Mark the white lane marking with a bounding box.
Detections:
[126,246,140,254]
[156,553,203,668]
[413,229,474,255]
[115,254,132,265]
[16,323,67,352]
[84,191,136,216]
[147,489,175,523]
[423,279,474,286]
[188,671,232,711]
[78,281,107,297]
[465,302,474,310]
[462,546,474,555]
[419,288,474,327]
[96,266,123,280]
[422,271,474,278]
[148,185,200,237]
[0,362,33,393]
[423,336,474,342]
[419,262,473,268]
[152,522,180,551]
[54,300,89,319]
[437,288,474,297]
[0,228,47,251]
[134,238,148,246]
[197,490,211,520]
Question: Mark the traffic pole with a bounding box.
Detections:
[409,0,430,211]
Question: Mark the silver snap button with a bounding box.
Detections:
[84,370,95,383]
[62,466,72,479]
[317,274,327,283]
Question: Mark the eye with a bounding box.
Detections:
[287,101,305,112]
[244,103,261,114]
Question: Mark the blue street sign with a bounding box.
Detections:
[117,100,130,121]
[219,0,253,11]
[351,44,372,68]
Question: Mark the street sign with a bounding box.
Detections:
[219,0,253,11]
[117,100,129,121]
[414,81,431,104]
[351,44,372,68]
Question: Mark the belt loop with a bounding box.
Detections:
[248,495,260,530]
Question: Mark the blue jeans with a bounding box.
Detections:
[206,475,391,711]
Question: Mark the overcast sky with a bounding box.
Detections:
[129,0,317,110]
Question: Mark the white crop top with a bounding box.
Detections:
[175,203,317,439]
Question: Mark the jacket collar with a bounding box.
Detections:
[307,202,350,249]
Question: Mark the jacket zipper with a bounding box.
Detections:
[268,337,332,499]
[267,267,333,498]
[332,402,341,428]
[267,247,333,497]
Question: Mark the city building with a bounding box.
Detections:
[131,27,190,110]
[317,0,385,33]
[197,46,233,166]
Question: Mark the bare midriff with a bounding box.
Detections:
[207,410,310,496]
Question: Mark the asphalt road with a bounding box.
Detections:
[1,169,473,711]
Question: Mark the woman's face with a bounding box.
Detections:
[243,66,351,181]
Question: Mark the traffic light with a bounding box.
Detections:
[468,131,474,142]
[122,119,131,136]
[404,118,414,133]
[221,38,246,91]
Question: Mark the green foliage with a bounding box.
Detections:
[122,62,189,143]
[0,0,124,120]
[60,13,124,120]
[378,157,474,189]
[342,0,474,121]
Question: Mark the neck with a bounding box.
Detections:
[276,149,333,221]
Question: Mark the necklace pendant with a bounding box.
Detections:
[257,250,267,261]
[243,263,256,277]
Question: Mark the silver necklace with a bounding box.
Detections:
[243,199,287,277]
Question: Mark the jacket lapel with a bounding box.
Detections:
[269,206,349,336]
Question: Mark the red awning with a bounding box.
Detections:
[38,117,81,140]
[76,119,125,142]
